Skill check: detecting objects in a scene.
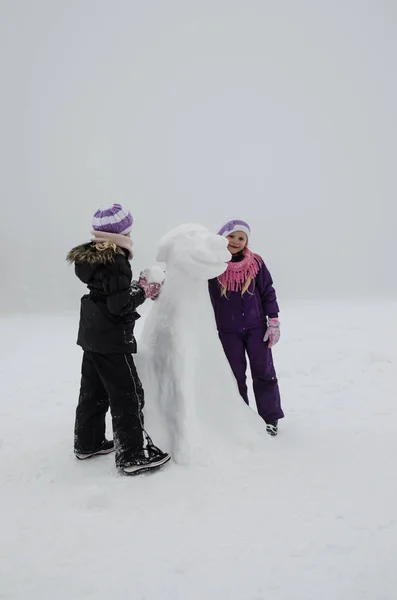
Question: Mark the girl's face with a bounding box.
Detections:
[226,231,248,254]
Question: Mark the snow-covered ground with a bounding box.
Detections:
[1,299,396,600]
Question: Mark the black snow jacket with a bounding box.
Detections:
[67,242,146,354]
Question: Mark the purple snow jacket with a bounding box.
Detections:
[208,253,279,333]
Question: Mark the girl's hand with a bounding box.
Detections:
[138,274,162,301]
[264,318,280,348]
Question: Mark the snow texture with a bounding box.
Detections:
[136,223,268,464]
[140,265,165,285]
[0,299,397,600]
[1,299,397,600]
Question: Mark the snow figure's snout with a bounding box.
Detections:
[191,231,230,278]
[208,232,230,261]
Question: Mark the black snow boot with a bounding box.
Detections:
[266,420,279,437]
[75,439,115,460]
[121,444,171,476]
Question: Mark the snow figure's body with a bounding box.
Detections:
[136,224,268,465]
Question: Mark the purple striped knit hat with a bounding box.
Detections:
[92,204,133,235]
[217,219,251,240]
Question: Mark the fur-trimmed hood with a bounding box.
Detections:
[66,242,125,265]
[67,242,129,286]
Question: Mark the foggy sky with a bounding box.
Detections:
[1,0,396,313]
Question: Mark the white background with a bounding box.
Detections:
[1,0,396,312]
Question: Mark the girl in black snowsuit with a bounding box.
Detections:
[67,204,170,475]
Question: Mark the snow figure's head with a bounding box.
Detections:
[156,223,230,280]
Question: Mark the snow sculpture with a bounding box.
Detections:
[136,223,267,465]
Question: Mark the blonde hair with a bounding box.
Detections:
[94,241,118,253]
[220,276,255,297]
[95,242,124,260]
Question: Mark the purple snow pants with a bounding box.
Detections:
[219,326,284,423]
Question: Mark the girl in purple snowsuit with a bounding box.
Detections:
[209,219,284,436]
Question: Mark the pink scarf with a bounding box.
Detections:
[217,248,263,292]
[90,230,134,260]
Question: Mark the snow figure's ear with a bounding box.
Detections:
[156,226,179,263]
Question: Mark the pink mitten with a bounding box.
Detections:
[138,267,165,301]
[263,318,280,348]
[138,275,161,300]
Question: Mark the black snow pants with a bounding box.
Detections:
[74,351,146,468]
